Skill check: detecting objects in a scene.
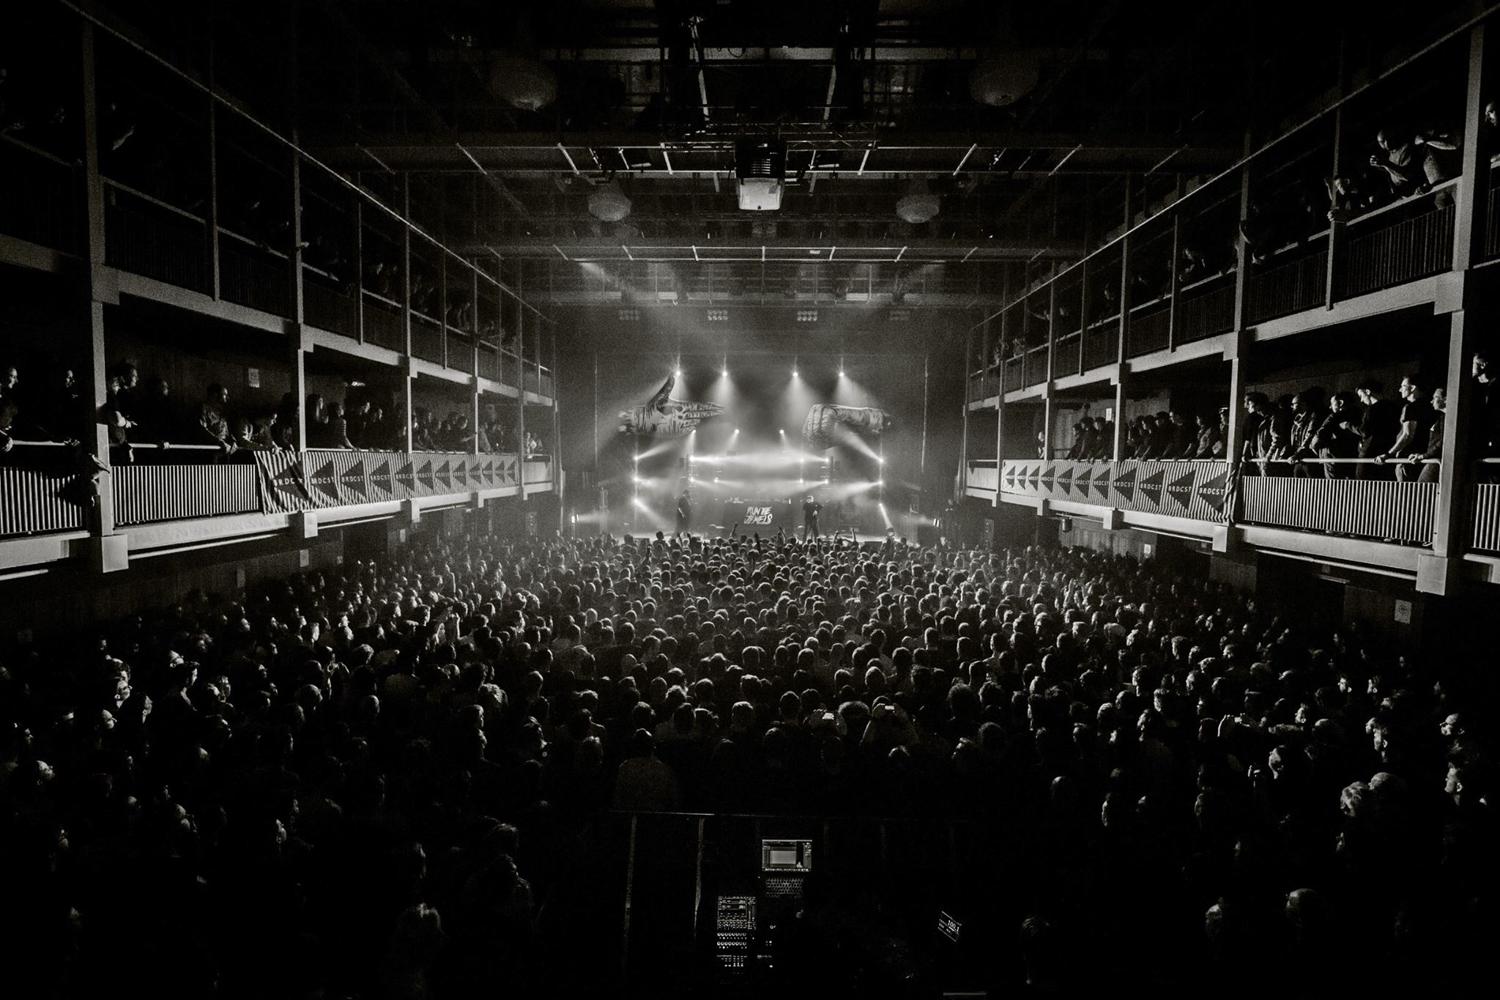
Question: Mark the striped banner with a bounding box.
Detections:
[1000,460,1230,523]
[1239,475,1436,544]
[0,462,89,537]
[253,451,313,513]
[113,463,261,526]
[1469,483,1500,554]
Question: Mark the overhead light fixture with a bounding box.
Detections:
[896,178,941,224]
[674,368,683,378]
[735,138,786,211]
[707,308,729,322]
[796,309,818,323]
[588,180,632,222]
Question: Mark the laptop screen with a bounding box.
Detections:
[760,839,813,872]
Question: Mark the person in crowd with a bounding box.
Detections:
[0,363,21,453]
[1406,386,1446,484]
[274,392,301,449]
[1314,390,1363,478]
[198,383,237,456]
[1169,410,1196,458]
[1355,381,1402,480]
[99,369,137,460]
[1474,350,1499,475]
[0,528,1493,995]
[304,393,330,447]
[28,366,87,445]
[323,400,356,450]
[1194,413,1224,459]
[1369,126,1459,203]
[1288,388,1329,477]
[1377,376,1435,473]
[1242,392,1289,473]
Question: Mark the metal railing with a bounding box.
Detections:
[1126,300,1170,357]
[102,179,210,292]
[0,443,91,538]
[303,269,358,336]
[219,229,291,316]
[112,460,261,526]
[0,135,83,255]
[1244,242,1328,323]
[361,292,405,352]
[1336,186,1456,299]
[1082,321,1119,370]
[1174,274,1236,342]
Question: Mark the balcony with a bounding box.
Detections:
[1,445,546,542]
[971,459,1500,564]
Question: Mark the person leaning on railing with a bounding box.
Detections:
[1312,391,1362,477]
[0,362,19,454]
[1376,376,1436,477]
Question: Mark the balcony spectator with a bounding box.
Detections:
[1169,411,1196,458]
[1288,389,1329,477]
[274,393,301,449]
[1355,381,1401,480]
[1313,391,1363,478]
[198,383,237,456]
[1067,415,1095,461]
[319,401,355,450]
[24,366,87,446]
[305,394,330,447]
[1194,413,1224,459]
[99,372,137,461]
[1370,127,1459,204]
[1242,392,1291,474]
[133,375,178,449]
[0,363,19,454]
[233,414,280,452]
[1403,387,1446,484]
[1091,417,1114,460]
[1377,377,1436,474]
[1474,350,1499,474]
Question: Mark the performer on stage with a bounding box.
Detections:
[676,489,692,535]
[802,494,822,540]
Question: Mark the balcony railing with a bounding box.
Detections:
[999,459,1231,522]
[1237,472,1436,545]
[219,230,291,316]
[0,136,82,255]
[0,444,91,538]
[103,180,210,292]
[1336,187,1456,300]
[977,458,1500,551]
[1126,300,1170,357]
[0,446,543,543]
[1082,321,1118,370]
[1244,242,1328,323]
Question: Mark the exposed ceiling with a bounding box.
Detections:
[91,0,1476,311]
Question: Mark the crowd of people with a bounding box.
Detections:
[1,525,1493,995]
[0,359,548,462]
[1066,409,1226,462]
[1054,351,1500,480]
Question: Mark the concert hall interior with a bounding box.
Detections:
[2,1,1500,998]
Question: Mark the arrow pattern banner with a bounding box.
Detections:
[1000,460,1231,523]
[253,451,524,515]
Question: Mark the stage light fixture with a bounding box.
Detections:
[877,456,885,464]
[721,366,729,377]
[632,474,642,484]
[674,368,683,378]
[714,476,720,483]
[877,478,885,486]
